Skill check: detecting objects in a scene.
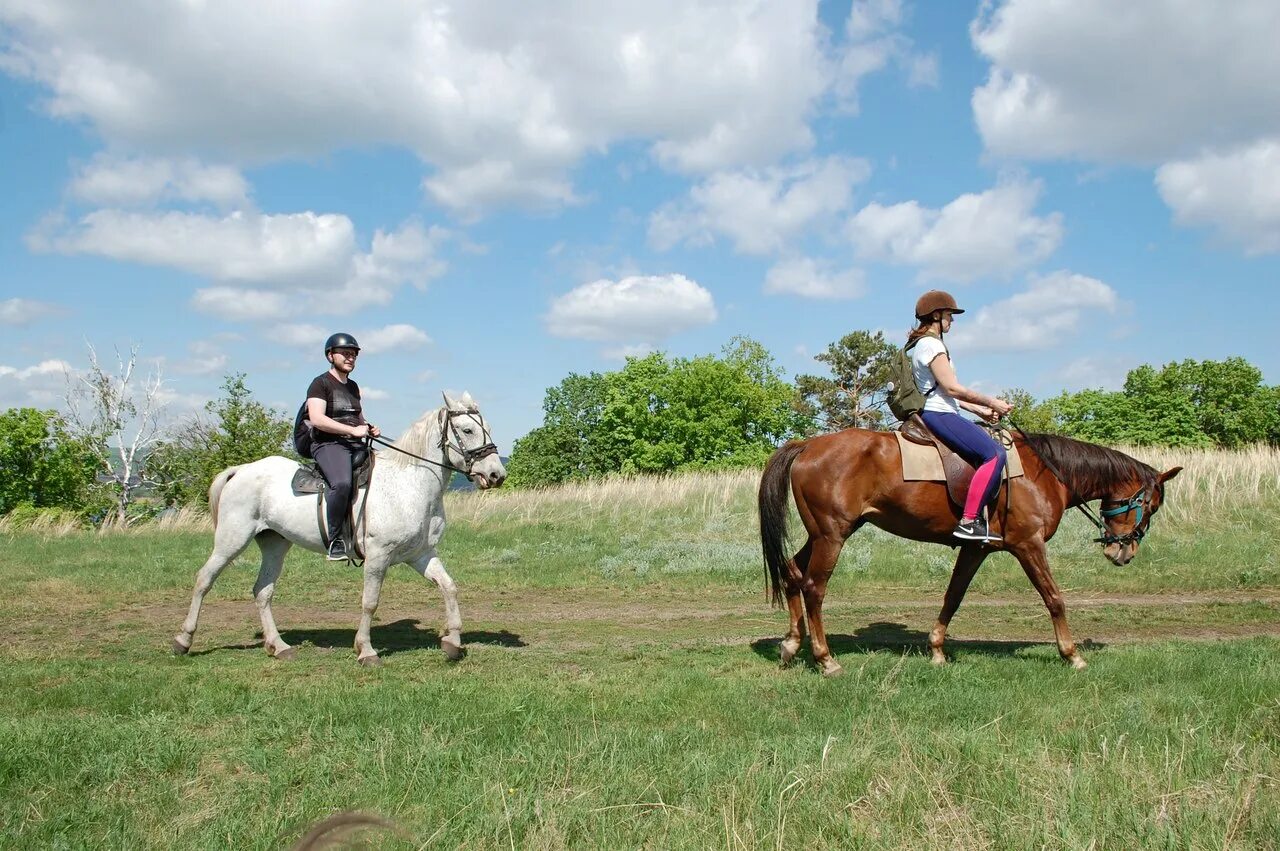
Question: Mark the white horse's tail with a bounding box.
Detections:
[208,466,243,531]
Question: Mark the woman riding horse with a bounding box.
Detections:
[907,290,1013,542]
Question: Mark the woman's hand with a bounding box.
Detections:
[990,397,1013,418]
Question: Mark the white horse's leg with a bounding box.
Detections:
[172,525,254,655]
[252,531,295,660]
[353,560,390,667]
[412,553,464,661]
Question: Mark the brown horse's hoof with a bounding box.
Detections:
[930,651,948,666]
[171,637,190,656]
[273,646,297,661]
[820,659,844,678]
[1070,655,1088,671]
[441,640,465,662]
[779,641,799,667]
[358,654,383,668]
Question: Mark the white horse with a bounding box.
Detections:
[172,392,506,666]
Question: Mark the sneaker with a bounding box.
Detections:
[326,538,348,561]
[953,517,1001,542]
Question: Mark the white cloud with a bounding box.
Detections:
[764,257,865,300]
[191,288,294,323]
[1155,141,1280,255]
[31,209,356,285]
[0,359,74,409]
[947,271,1119,353]
[601,343,656,361]
[0,298,65,326]
[650,156,870,255]
[1045,355,1132,393]
[0,1,868,213]
[30,210,447,321]
[270,324,329,350]
[269,322,431,357]
[70,154,248,207]
[971,1,1280,163]
[545,274,717,343]
[835,0,939,112]
[846,178,1062,281]
[358,324,432,355]
[360,387,390,401]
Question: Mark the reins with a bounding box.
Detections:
[1002,420,1150,547]
[368,404,498,480]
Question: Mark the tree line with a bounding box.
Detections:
[3,334,1278,521]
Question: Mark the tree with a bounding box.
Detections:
[795,330,897,432]
[0,408,97,515]
[149,374,293,506]
[506,337,811,487]
[1000,388,1058,434]
[63,344,166,523]
[1039,357,1278,447]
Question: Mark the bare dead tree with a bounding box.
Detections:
[63,343,166,524]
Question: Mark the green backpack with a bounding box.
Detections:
[886,333,946,422]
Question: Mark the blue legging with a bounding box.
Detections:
[920,411,1007,519]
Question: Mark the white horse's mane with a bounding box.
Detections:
[382,406,442,466]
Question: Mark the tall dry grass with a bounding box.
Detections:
[3,444,1275,536]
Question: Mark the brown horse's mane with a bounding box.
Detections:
[1020,431,1157,497]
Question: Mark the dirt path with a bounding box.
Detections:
[12,587,1271,659]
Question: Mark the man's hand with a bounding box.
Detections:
[368,423,381,438]
[350,424,370,439]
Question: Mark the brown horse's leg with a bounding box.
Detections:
[1012,540,1087,670]
[802,537,845,677]
[779,539,812,667]
[928,544,989,666]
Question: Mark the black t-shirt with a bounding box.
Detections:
[306,372,363,446]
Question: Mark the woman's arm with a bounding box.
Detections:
[307,397,370,438]
[927,355,1012,416]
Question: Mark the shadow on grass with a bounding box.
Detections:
[193,618,526,658]
[750,620,1106,669]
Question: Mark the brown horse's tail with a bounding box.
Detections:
[207,466,241,531]
[759,440,807,608]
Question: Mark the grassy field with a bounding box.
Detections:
[1,445,1278,848]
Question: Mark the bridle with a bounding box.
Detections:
[1005,421,1158,549]
[1098,485,1159,547]
[369,403,498,480]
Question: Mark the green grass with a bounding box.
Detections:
[2,464,1278,849]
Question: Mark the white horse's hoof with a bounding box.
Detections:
[171,636,191,656]
[441,640,465,662]
[273,646,297,661]
[358,654,383,668]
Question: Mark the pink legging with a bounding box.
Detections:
[964,457,1001,521]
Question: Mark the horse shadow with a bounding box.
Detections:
[750,620,1105,668]
[191,619,525,658]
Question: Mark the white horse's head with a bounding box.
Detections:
[442,391,507,490]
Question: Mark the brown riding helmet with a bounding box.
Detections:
[914,289,965,320]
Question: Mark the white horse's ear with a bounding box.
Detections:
[442,391,459,410]
[461,390,476,407]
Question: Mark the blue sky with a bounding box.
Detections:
[2,1,1278,449]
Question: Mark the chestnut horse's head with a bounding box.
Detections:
[1099,466,1182,565]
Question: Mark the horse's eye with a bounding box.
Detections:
[463,427,474,435]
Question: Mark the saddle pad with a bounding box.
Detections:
[894,430,1025,481]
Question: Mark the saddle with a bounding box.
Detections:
[897,413,1018,510]
[291,448,375,561]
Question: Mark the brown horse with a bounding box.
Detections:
[758,428,1181,675]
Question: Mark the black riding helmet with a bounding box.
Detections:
[324,332,360,355]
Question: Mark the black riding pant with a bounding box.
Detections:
[313,441,357,543]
